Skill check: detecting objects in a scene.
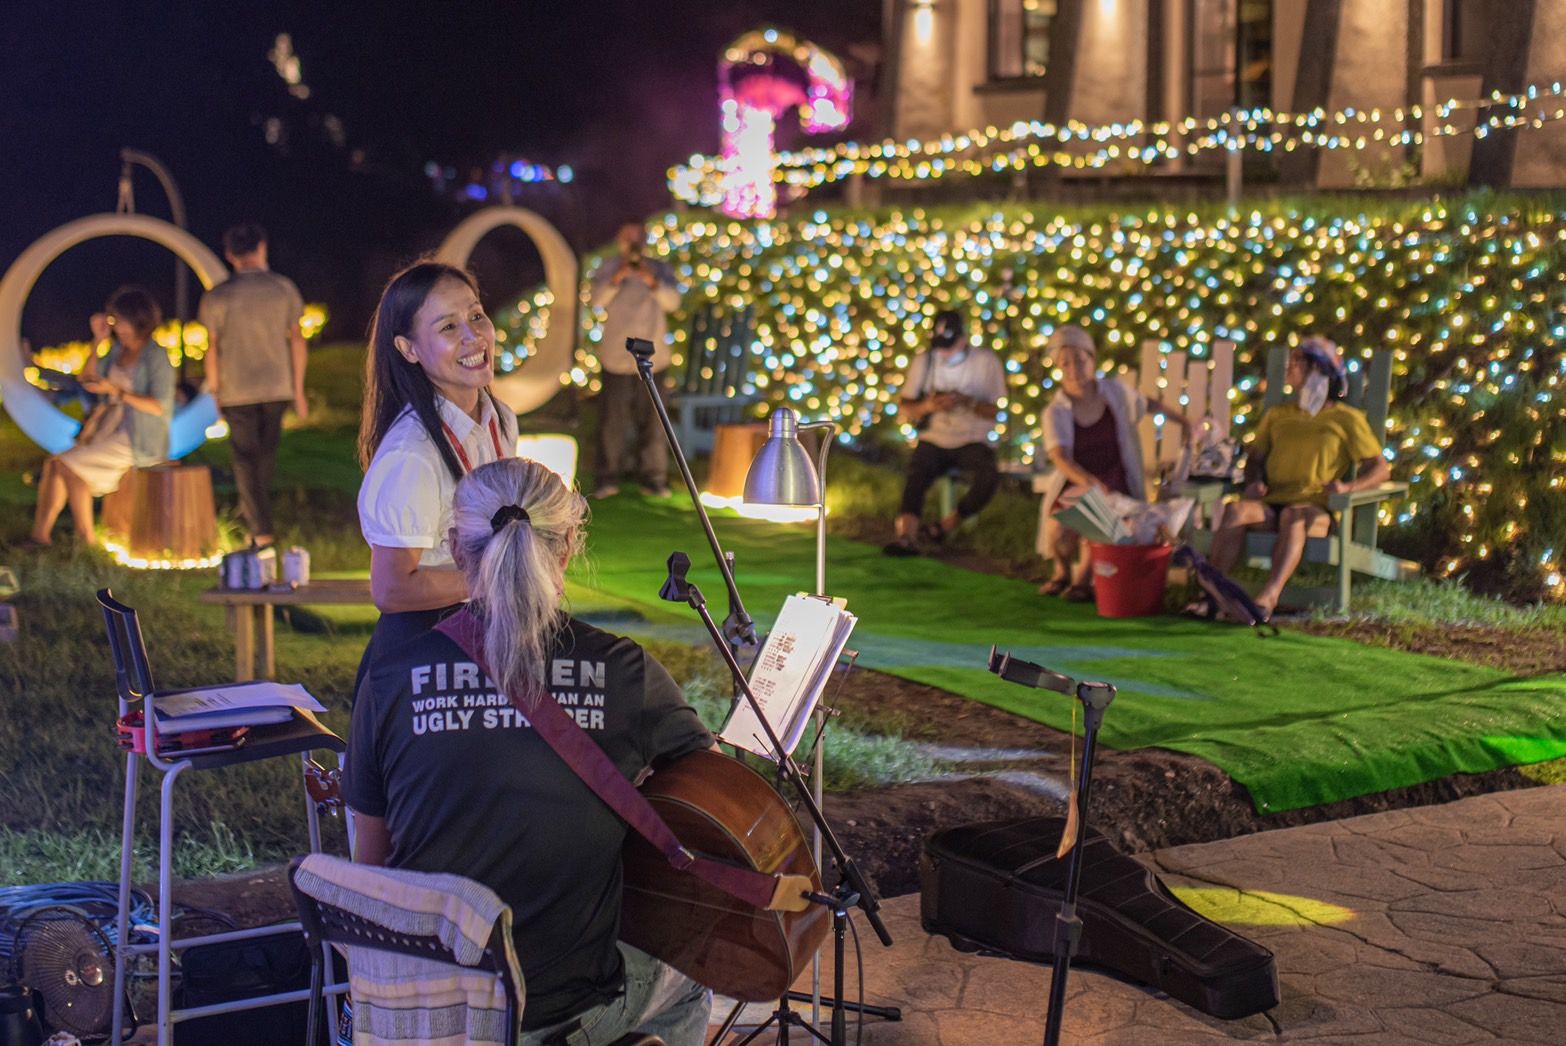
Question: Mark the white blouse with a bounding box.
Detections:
[357,393,519,568]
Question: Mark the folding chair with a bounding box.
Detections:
[289,855,663,1046]
[97,587,346,1045]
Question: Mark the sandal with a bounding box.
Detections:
[1064,583,1095,603]
[11,537,52,553]
[882,540,919,558]
[920,522,949,545]
[1182,595,1219,620]
[1038,576,1071,597]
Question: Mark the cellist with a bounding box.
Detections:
[346,457,715,1044]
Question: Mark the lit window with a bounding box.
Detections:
[990,0,1056,81]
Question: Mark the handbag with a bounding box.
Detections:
[1187,417,1244,483]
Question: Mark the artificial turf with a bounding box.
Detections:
[577,495,1566,813]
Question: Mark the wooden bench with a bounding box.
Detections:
[200,577,374,681]
[669,304,761,455]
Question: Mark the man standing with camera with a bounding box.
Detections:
[884,309,1006,556]
[589,221,683,498]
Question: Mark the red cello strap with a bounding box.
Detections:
[435,611,779,910]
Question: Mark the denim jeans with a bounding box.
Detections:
[521,943,711,1046]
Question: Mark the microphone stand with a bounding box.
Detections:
[659,553,897,1046]
[987,647,1117,1046]
[625,336,756,655]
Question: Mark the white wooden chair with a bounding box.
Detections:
[1227,346,1418,612]
[1031,339,1236,554]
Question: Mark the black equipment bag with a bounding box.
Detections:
[174,927,314,1045]
[920,817,1279,1019]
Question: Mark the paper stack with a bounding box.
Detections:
[1052,487,1133,544]
[152,681,326,734]
[1054,488,1195,546]
[720,594,857,759]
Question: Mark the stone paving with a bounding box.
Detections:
[719,785,1566,1044]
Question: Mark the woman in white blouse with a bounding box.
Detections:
[353,262,518,697]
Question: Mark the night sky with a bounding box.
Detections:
[0,0,882,343]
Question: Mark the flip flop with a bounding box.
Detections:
[1182,596,1219,620]
[1038,576,1070,597]
[882,540,919,558]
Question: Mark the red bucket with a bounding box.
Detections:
[1087,542,1173,618]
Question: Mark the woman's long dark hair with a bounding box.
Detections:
[357,261,483,479]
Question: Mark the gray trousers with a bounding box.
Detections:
[594,372,668,488]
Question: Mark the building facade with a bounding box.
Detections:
[880,0,1566,188]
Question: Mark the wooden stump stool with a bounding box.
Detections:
[706,422,770,499]
[102,464,219,564]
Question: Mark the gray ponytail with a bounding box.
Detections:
[450,459,587,705]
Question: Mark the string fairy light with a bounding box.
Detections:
[669,79,1566,208]
[496,195,1566,599]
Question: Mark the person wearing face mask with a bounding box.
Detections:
[883,309,1007,557]
[354,261,519,699]
[1036,325,1194,601]
[1207,336,1389,619]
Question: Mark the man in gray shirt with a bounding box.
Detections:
[588,221,682,498]
[198,224,307,547]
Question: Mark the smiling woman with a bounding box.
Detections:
[351,261,519,703]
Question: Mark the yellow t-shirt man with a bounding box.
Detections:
[1251,402,1382,507]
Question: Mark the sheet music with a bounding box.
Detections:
[720,594,856,759]
[153,681,324,733]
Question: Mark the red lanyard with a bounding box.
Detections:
[440,416,505,475]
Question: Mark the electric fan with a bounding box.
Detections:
[13,907,118,1042]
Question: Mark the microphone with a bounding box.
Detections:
[625,337,656,361]
[659,551,693,603]
[987,646,1074,695]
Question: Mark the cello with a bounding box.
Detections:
[620,749,830,1001]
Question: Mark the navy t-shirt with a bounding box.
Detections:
[345,616,714,1030]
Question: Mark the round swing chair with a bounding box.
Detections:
[1,213,229,567]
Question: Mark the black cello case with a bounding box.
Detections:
[920,817,1279,1019]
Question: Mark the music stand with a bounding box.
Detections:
[659,552,894,1046]
[987,647,1117,1046]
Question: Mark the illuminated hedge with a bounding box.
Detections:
[494,194,1566,600]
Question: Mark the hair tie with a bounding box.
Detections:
[490,504,530,532]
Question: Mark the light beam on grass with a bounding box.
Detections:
[101,537,223,572]
[699,491,819,524]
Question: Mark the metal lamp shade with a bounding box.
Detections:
[743,407,821,506]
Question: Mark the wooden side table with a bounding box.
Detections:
[199,578,375,681]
